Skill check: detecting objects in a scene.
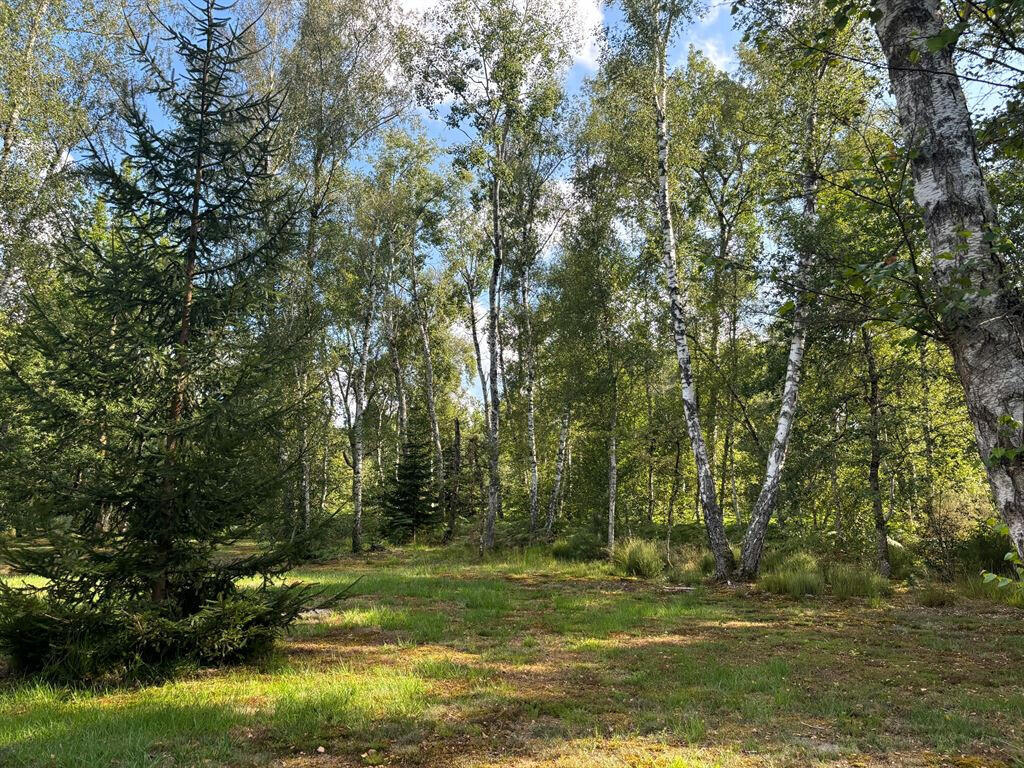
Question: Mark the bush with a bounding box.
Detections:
[759,552,823,597]
[613,538,663,579]
[917,584,957,608]
[828,564,891,599]
[0,584,318,684]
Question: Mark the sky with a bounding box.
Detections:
[400,0,743,150]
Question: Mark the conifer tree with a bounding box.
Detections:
[381,425,437,544]
[0,0,315,681]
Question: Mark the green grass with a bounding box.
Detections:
[2,545,1022,767]
[758,552,825,598]
[612,538,663,579]
[827,563,891,599]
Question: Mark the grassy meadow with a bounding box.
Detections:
[1,546,1022,768]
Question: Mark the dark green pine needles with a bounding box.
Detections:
[0,0,321,683]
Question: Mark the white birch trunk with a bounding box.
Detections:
[736,79,820,579]
[545,407,570,539]
[608,377,618,552]
[873,0,1024,560]
[737,305,808,577]
[521,281,539,537]
[654,49,734,579]
[482,173,503,551]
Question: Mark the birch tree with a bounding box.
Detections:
[868,0,1024,560]
[423,0,574,550]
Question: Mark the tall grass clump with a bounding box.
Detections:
[828,563,891,599]
[613,539,663,579]
[956,575,1024,607]
[917,583,957,608]
[759,552,823,597]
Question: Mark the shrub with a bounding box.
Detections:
[956,575,1024,608]
[613,539,663,579]
[667,563,703,586]
[917,584,957,608]
[0,584,319,684]
[829,564,891,599]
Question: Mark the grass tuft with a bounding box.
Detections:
[759,552,823,597]
[828,564,891,599]
[917,584,957,608]
[612,539,663,579]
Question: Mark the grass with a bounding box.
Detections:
[612,538,663,579]
[828,564,891,599]
[2,545,1023,767]
[758,552,824,597]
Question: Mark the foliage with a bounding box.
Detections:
[551,530,606,562]
[0,583,315,684]
[0,0,314,681]
[917,584,957,608]
[381,433,438,545]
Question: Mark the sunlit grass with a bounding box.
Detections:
[2,545,1022,767]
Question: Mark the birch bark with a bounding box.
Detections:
[873,0,1024,559]
[545,407,570,539]
[654,38,733,578]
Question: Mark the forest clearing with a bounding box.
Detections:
[2,546,1023,768]
[3,0,1024,764]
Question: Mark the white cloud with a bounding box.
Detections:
[573,0,604,71]
[691,37,734,71]
[699,0,727,27]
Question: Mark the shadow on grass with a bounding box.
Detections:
[3,553,1024,768]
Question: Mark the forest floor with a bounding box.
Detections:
[1,546,1023,768]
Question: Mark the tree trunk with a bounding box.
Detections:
[444,417,462,542]
[735,93,819,579]
[482,173,503,551]
[644,373,656,523]
[350,311,372,554]
[873,0,1024,560]
[350,402,364,554]
[155,21,213,601]
[607,376,618,552]
[546,407,570,539]
[667,438,681,556]
[862,325,892,577]
[521,281,540,538]
[737,306,808,579]
[654,50,733,579]
[386,313,407,456]
[918,339,936,524]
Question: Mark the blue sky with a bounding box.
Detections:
[406,0,743,151]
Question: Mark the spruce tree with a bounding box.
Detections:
[382,429,438,545]
[0,0,315,681]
